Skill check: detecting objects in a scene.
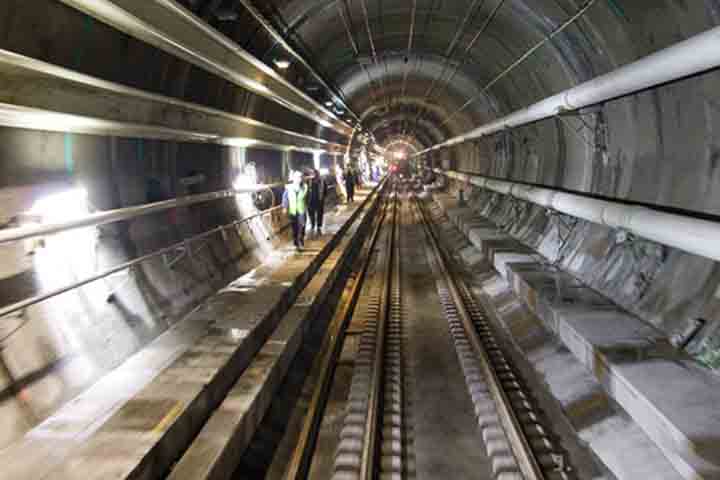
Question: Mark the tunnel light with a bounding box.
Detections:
[393,151,406,160]
[28,187,89,223]
[273,58,291,70]
[324,101,334,108]
[233,162,259,190]
[225,138,259,148]
[26,187,97,285]
[233,174,256,190]
[244,78,271,95]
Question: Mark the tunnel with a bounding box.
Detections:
[1,1,720,479]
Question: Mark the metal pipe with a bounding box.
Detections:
[440,169,720,263]
[419,25,720,155]
[58,0,352,135]
[0,205,283,319]
[0,49,346,153]
[0,183,284,245]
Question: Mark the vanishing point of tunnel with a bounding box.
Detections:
[0,1,720,479]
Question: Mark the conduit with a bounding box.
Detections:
[439,169,720,263]
[417,25,720,154]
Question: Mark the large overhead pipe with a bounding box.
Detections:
[440,170,720,263]
[417,26,720,155]
[58,0,353,136]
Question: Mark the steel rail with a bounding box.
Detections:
[0,205,283,319]
[284,186,391,480]
[58,0,352,135]
[359,189,398,480]
[236,0,361,123]
[413,195,547,480]
[0,182,284,245]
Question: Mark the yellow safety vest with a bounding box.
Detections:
[287,184,308,215]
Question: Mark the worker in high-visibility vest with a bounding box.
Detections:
[282,170,308,250]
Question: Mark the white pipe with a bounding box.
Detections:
[440,170,720,263]
[0,183,284,245]
[418,26,720,155]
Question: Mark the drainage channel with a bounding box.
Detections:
[412,194,574,480]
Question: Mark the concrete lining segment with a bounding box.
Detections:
[0,49,345,153]
[168,186,381,479]
[428,196,681,480]
[57,0,352,136]
[434,193,720,480]
[0,185,382,479]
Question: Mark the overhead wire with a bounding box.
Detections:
[441,0,599,127]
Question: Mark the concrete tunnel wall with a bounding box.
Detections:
[0,0,353,448]
[2,0,720,454]
[0,127,304,449]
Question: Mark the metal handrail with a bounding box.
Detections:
[0,205,283,319]
[0,183,284,245]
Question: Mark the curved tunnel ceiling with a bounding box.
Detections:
[241,0,720,218]
[260,0,608,152]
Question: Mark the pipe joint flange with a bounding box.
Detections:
[614,228,632,245]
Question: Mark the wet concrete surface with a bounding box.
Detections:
[0,190,374,479]
[399,198,494,479]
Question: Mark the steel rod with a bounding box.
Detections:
[0,183,284,245]
[0,205,282,319]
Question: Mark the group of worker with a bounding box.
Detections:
[282,166,360,251]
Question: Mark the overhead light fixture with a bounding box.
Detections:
[28,187,89,223]
[273,58,291,70]
[324,101,334,108]
[225,138,259,148]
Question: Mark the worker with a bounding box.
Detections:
[282,170,308,250]
[308,168,328,235]
[344,167,357,203]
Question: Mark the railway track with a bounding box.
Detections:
[330,186,404,480]
[412,194,573,480]
[277,187,577,480]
